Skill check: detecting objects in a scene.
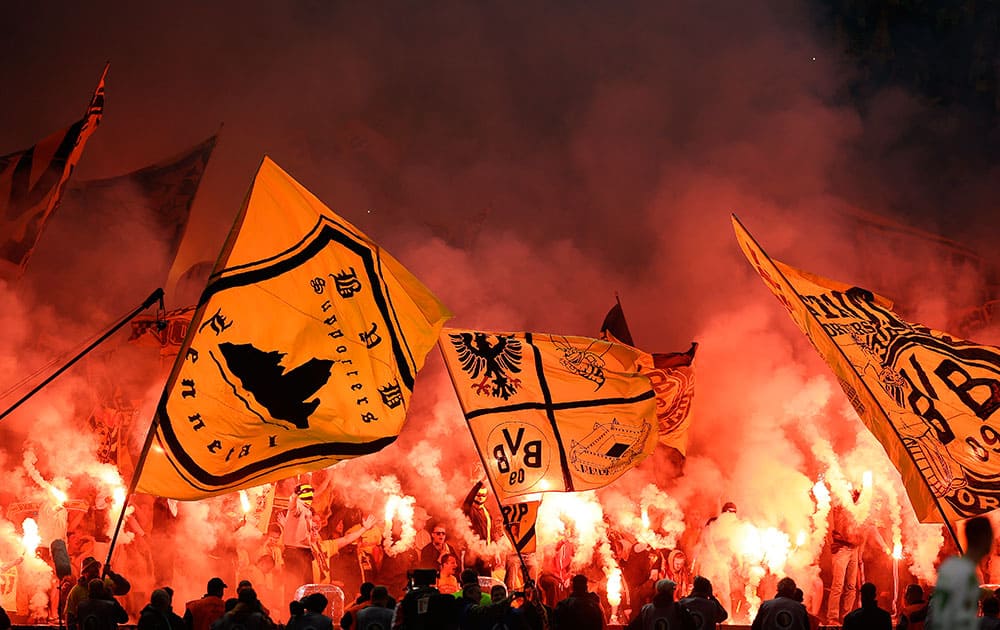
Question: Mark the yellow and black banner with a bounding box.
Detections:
[500,499,540,554]
[440,329,657,503]
[136,157,451,499]
[734,215,1000,529]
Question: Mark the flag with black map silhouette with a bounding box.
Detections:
[136,157,452,499]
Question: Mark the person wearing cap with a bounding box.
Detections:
[184,577,228,630]
[750,577,809,630]
[64,556,131,630]
[678,576,728,630]
[627,578,696,630]
[554,574,605,630]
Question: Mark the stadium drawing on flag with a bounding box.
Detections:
[569,417,652,479]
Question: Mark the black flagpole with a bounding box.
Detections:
[0,288,164,423]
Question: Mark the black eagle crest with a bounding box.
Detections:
[449,332,524,400]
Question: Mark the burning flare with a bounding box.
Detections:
[21,518,41,555]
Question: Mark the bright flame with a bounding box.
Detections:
[21,518,40,555]
[862,470,873,491]
[738,523,791,574]
[49,485,67,504]
[796,530,807,547]
[606,565,622,607]
[539,479,551,491]
[812,480,830,507]
[892,542,903,560]
[239,490,251,514]
[382,492,417,556]
[641,507,650,530]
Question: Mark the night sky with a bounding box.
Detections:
[2,0,998,336]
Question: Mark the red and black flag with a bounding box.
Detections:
[23,134,218,313]
[0,65,106,275]
[599,301,698,455]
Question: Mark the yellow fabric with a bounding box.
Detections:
[733,215,1000,524]
[138,157,452,499]
[440,328,657,503]
[500,499,540,554]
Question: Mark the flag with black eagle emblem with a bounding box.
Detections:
[136,157,451,499]
[734,214,1000,536]
[440,329,657,503]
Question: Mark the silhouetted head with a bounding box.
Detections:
[904,584,924,605]
[984,597,1000,617]
[303,592,327,613]
[860,582,877,605]
[692,576,712,596]
[655,579,676,601]
[151,589,171,612]
[776,577,797,598]
[965,516,994,562]
[207,577,227,597]
[88,578,106,598]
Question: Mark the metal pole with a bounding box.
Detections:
[0,288,164,422]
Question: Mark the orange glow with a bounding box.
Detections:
[21,518,40,555]
[49,485,67,505]
[607,565,622,607]
[812,480,830,507]
[239,489,251,513]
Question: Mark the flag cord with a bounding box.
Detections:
[0,288,164,424]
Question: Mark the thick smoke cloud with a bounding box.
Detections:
[0,0,996,623]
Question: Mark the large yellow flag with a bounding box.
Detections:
[440,329,657,503]
[733,215,1000,531]
[0,65,106,275]
[136,157,451,499]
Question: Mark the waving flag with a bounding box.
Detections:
[0,65,106,275]
[500,498,540,554]
[733,215,1000,537]
[24,134,217,314]
[599,302,698,455]
[440,329,657,503]
[136,157,451,499]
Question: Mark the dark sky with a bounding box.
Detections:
[0,3,996,585]
[1,0,997,336]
